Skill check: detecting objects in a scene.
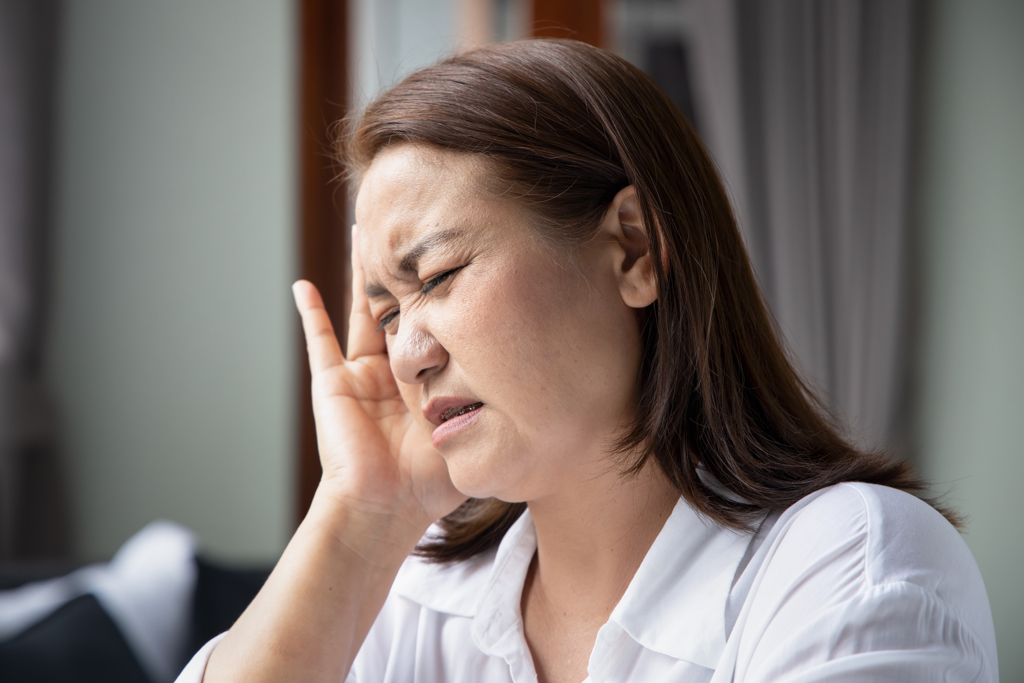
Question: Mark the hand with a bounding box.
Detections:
[292,226,467,532]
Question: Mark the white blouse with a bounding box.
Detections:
[177,483,998,682]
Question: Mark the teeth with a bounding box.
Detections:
[440,403,482,423]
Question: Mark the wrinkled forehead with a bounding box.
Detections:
[354,145,496,272]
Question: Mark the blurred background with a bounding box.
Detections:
[0,0,1020,680]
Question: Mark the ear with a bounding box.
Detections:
[600,185,659,308]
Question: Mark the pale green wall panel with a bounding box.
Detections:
[915,1,1024,679]
[46,0,297,562]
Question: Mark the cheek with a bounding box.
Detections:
[449,254,640,437]
[449,259,562,378]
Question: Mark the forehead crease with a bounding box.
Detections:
[364,178,456,252]
[358,146,492,292]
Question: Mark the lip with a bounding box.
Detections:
[423,397,485,449]
[430,405,484,448]
[423,396,483,427]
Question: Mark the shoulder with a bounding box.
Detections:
[731,483,997,681]
[772,483,983,605]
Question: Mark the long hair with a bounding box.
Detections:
[341,39,956,563]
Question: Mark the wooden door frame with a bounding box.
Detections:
[531,0,605,47]
[297,0,350,523]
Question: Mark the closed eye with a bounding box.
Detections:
[375,310,399,333]
[420,267,462,296]
[374,267,463,333]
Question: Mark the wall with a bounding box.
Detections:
[45,0,296,562]
[914,0,1024,678]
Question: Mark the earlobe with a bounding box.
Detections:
[605,186,659,309]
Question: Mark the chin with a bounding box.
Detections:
[447,471,514,502]
[444,453,530,502]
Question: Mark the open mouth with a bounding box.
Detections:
[439,402,483,423]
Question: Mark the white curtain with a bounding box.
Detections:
[688,0,921,449]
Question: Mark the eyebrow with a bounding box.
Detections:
[363,281,390,299]
[364,228,464,299]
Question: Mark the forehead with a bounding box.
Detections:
[355,145,495,259]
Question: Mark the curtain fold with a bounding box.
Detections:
[691,0,920,449]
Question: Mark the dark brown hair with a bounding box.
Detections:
[341,39,955,563]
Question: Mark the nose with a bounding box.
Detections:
[388,316,449,385]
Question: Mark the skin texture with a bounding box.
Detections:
[202,144,678,683]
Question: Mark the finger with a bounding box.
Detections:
[292,280,344,374]
[347,225,387,360]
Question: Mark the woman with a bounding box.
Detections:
[180,40,997,682]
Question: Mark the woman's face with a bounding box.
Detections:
[356,144,650,504]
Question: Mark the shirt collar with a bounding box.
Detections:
[392,521,512,618]
[394,499,753,669]
[469,509,537,657]
[394,509,537,659]
[607,498,753,668]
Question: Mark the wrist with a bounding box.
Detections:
[299,487,429,569]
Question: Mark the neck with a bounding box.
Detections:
[523,460,679,619]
